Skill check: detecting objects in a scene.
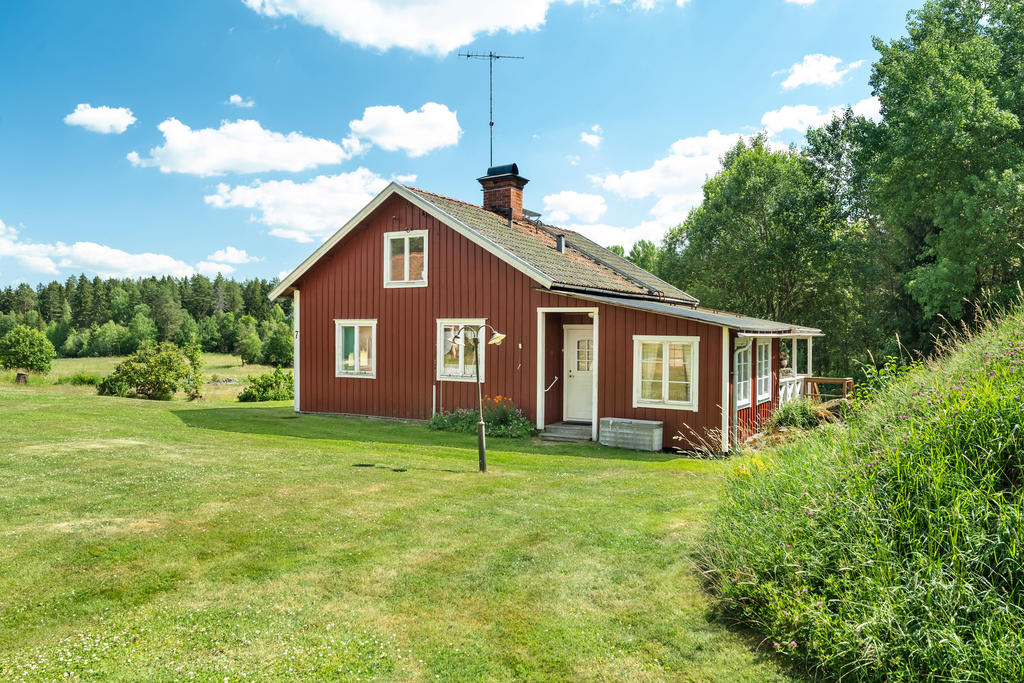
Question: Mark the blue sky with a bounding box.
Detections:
[0,0,920,285]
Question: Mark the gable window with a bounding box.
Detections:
[756,340,772,402]
[437,319,486,382]
[735,342,751,408]
[384,230,427,287]
[632,335,699,411]
[335,319,376,378]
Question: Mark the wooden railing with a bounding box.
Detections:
[778,375,854,406]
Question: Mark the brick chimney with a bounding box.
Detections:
[478,163,529,220]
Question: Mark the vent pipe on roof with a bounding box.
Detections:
[556,234,566,253]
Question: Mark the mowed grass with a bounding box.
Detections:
[0,386,787,681]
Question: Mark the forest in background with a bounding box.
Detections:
[0,274,293,367]
[610,0,1024,376]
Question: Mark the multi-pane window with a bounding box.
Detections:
[735,343,751,407]
[632,336,699,410]
[437,319,485,381]
[384,230,427,287]
[335,319,376,377]
[756,340,771,401]
[576,338,593,371]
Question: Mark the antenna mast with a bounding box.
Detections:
[457,51,524,166]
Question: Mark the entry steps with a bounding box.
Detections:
[540,422,592,443]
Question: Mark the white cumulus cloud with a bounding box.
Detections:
[242,0,556,55]
[349,102,461,157]
[852,96,882,121]
[228,94,255,108]
[593,129,746,226]
[204,168,390,242]
[127,118,363,176]
[542,190,607,223]
[580,124,603,148]
[207,246,258,264]
[63,103,137,134]
[0,219,197,278]
[196,261,237,275]
[778,54,864,90]
[760,104,845,136]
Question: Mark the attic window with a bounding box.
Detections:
[384,230,427,288]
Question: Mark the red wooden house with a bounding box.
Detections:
[269,164,821,451]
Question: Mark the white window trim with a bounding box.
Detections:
[756,339,772,404]
[436,318,486,383]
[383,229,428,288]
[335,319,377,379]
[631,335,700,412]
[735,341,752,409]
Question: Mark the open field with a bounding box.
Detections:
[0,353,282,400]
[0,384,786,681]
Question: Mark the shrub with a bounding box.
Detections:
[429,395,533,438]
[700,306,1024,680]
[238,367,294,402]
[764,397,819,431]
[0,325,56,375]
[98,341,202,400]
[57,372,100,386]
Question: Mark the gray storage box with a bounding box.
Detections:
[599,418,664,451]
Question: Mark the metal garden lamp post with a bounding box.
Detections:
[453,324,506,472]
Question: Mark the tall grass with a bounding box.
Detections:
[701,305,1024,680]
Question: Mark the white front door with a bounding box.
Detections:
[563,325,594,422]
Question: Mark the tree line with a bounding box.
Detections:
[0,273,293,366]
[609,0,1024,376]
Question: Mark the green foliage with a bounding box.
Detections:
[429,396,533,438]
[764,397,819,431]
[869,0,1024,321]
[0,325,56,374]
[56,372,100,386]
[702,304,1024,680]
[236,332,263,365]
[260,321,293,367]
[237,367,294,402]
[97,341,202,401]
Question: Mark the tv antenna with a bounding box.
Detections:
[456,51,524,166]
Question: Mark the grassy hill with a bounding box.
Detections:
[702,306,1024,680]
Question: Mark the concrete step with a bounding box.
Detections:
[541,422,592,443]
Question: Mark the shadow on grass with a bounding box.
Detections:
[171,404,684,463]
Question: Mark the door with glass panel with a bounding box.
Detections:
[563,325,594,422]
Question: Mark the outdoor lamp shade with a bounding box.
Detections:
[488,332,506,346]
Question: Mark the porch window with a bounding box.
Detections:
[437,319,486,382]
[335,319,376,378]
[632,335,699,411]
[756,340,771,402]
[735,342,751,408]
[384,230,427,287]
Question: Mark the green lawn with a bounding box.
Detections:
[0,385,787,681]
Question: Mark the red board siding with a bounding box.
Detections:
[295,193,727,449]
[735,337,780,439]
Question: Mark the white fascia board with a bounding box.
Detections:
[268,183,554,301]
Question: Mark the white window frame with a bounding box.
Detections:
[335,319,377,378]
[383,229,428,288]
[436,318,486,383]
[756,339,772,403]
[631,335,700,411]
[735,341,751,408]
